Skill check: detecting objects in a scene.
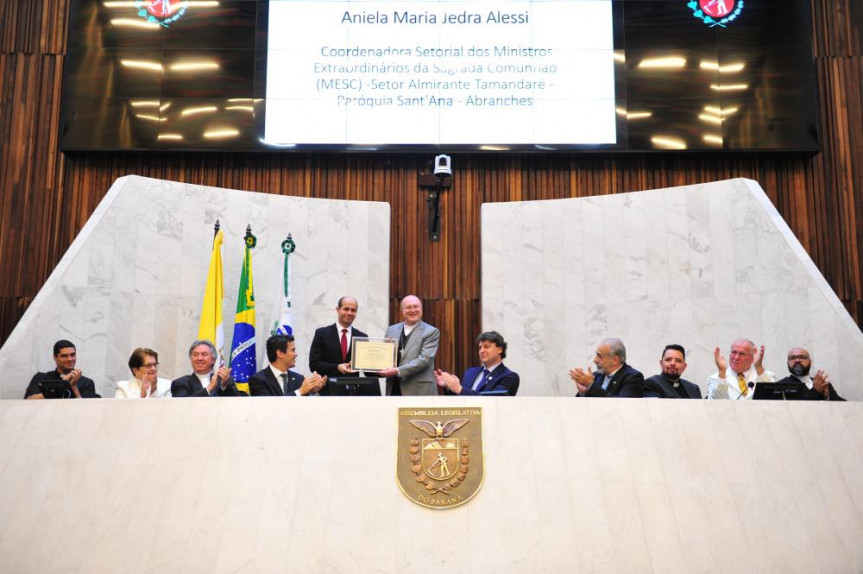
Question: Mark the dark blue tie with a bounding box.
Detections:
[472,369,490,392]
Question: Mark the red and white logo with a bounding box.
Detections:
[134,0,188,27]
[700,0,736,18]
[143,0,182,17]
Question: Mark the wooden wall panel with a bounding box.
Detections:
[1,1,862,381]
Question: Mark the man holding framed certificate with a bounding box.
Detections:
[376,295,440,396]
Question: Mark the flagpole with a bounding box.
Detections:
[272,233,296,336]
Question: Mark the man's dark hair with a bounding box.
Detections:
[662,344,686,361]
[128,348,158,372]
[53,340,76,356]
[476,331,507,359]
[266,334,295,363]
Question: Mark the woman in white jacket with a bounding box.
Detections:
[115,347,172,399]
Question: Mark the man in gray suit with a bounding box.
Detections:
[377,295,440,395]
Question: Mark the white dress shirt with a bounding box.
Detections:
[706,367,775,400]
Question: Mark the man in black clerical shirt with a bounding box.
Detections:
[25,340,99,399]
[308,296,368,382]
[170,339,243,397]
[776,347,845,401]
[644,344,702,399]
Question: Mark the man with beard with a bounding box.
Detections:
[644,344,702,399]
[776,347,845,401]
[706,338,775,400]
[569,337,644,398]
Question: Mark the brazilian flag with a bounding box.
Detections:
[230,229,257,394]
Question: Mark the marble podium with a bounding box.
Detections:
[0,397,861,573]
[0,176,391,398]
[482,178,863,399]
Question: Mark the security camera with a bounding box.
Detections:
[433,154,452,176]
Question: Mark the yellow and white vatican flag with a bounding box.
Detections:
[198,227,225,357]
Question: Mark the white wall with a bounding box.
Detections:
[482,178,863,398]
[0,176,391,398]
[0,397,860,573]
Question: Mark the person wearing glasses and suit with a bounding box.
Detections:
[376,295,440,396]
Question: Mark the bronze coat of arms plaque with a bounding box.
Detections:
[396,407,483,509]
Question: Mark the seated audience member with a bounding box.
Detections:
[170,340,241,397]
[645,344,702,399]
[569,337,644,398]
[249,334,327,396]
[707,338,775,400]
[115,348,172,399]
[434,331,520,396]
[25,340,99,399]
[776,347,845,401]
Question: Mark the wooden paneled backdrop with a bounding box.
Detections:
[1,0,861,379]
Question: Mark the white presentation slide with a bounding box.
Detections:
[264,0,616,146]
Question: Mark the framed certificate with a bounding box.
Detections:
[350,337,397,371]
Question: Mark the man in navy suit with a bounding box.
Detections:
[569,337,644,398]
[248,334,328,396]
[434,331,520,396]
[644,344,702,399]
[308,296,368,379]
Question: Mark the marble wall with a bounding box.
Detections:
[0,397,860,573]
[482,178,863,399]
[0,176,391,398]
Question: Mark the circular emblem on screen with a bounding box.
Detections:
[687,0,743,27]
[135,0,188,27]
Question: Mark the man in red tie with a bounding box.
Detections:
[308,296,369,382]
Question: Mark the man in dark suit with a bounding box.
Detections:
[644,344,702,399]
[170,339,243,397]
[308,296,368,381]
[569,337,644,397]
[249,334,328,396]
[25,340,100,399]
[435,331,520,396]
[776,347,845,401]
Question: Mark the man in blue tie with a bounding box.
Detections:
[569,337,644,398]
[434,331,520,396]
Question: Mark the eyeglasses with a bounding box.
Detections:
[787,355,810,361]
[142,362,159,368]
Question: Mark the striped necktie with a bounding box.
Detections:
[737,373,748,396]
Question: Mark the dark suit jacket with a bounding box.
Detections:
[248,367,306,396]
[170,373,243,397]
[580,363,644,398]
[456,364,520,396]
[644,374,702,399]
[24,370,99,399]
[308,324,368,379]
[776,375,845,401]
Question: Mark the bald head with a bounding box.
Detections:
[400,295,423,326]
[729,338,756,374]
[787,347,812,377]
